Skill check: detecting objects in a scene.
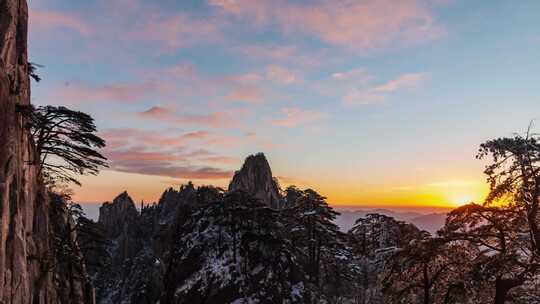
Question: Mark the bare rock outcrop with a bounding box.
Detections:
[157,183,195,222]
[228,153,283,209]
[98,192,142,262]
[99,191,139,238]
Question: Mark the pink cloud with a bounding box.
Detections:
[272,107,327,127]
[343,72,429,105]
[30,10,92,36]
[331,68,373,83]
[110,154,232,179]
[107,149,187,162]
[163,64,198,79]
[137,106,243,128]
[200,155,238,164]
[373,73,428,93]
[101,127,237,179]
[211,0,443,53]
[124,165,232,179]
[139,106,171,118]
[239,45,300,61]
[31,1,225,56]
[182,131,211,140]
[237,45,327,68]
[133,14,223,52]
[266,65,299,85]
[101,128,187,147]
[229,72,262,84]
[227,85,265,103]
[178,112,235,128]
[101,127,243,149]
[51,81,170,104]
[343,90,386,105]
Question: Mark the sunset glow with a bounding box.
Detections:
[28,1,540,207]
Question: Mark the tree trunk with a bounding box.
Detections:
[423,263,430,304]
[494,277,522,304]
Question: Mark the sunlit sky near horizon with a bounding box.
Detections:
[28,0,540,208]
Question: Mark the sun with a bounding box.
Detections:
[451,195,474,206]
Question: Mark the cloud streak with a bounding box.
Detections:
[272,107,327,127]
[343,72,429,105]
[137,106,244,128]
[30,10,92,36]
[372,73,428,93]
[50,81,170,104]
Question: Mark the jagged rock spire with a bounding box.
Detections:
[98,191,139,238]
[158,182,196,220]
[228,153,282,209]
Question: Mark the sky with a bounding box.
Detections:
[27,0,540,209]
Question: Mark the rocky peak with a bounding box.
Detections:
[158,183,196,220]
[98,191,139,238]
[228,153,282,209]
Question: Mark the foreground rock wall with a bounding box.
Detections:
[0,1,94,302]
[0,1,53,302]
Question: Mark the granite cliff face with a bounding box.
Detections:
[228,153,283,209]
[0,2,93,302]
[0,2,41,301]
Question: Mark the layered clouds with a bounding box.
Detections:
[28,0,448,202]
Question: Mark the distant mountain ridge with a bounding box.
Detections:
[81,204,450,235]
[334,208,448,234]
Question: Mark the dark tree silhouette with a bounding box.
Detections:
[349,213,427,258]
[434,127,540,304]
[28,62,43,82]
[477,128,540,256]
[383,236,473,304]
[440,203,533,304]
[283,186,354,302]
[19,105,108,186]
